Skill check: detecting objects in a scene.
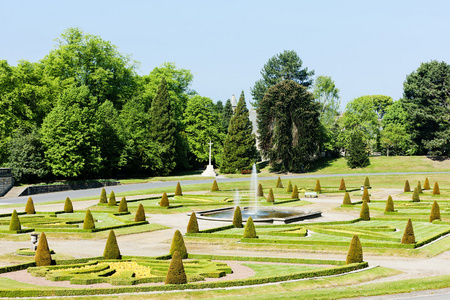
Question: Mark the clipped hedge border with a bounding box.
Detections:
[16,248,55,256]
[0,229,34,234]
[197,224,235,234]
[415,228,450,248]
[309,228,400,242]
[36,221,149,233]
[272,199,301,205]
[0,262,35,274]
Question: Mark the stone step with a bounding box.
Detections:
[0,186,29,199]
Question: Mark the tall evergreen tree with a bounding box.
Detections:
[347,129,370,168]
[221,92,258,173]
[221,99,233,131]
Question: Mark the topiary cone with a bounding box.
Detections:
[412,187,420,202]
[385,195,394,212]
[401,219,415,244]
[266,188,274,202]
[429,200,441,222]
[243,216,257,238]
[360,200,370,221]
[118,197,128,213]
[187,212,199,233]
[432,182,440,195]
[343,192,352,205]
[233,206,243,228]
[314,179,321,192]
[25,197,36,214]
[211,180,219,191]
[135,204,146,222]
[175,182,183,196]
[9,210,21,231]
[364,177,370,188]
[423,177,430,190]
[99,188,107,204]
[276,177,283,188]
[108,191,116,206]
[165,250,187,285]
[417,181,423,194]
[64,197,73,213]
[339,178,346,191]
[404,180,411,192]
[257,183,264,197]
[103,230,121,259]
[286,181,293,193]
[291,185,299,199]
[83,209,95,229]
[170,230,187,259]
[160,192,169,207]
[35,232,52,266]
[346,235,363,264]
[362,187,370,203]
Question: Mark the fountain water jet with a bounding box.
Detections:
[251,163,258,215]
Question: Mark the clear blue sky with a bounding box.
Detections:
[1,0,449,110]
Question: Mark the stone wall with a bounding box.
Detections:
[0,169,14,197]
[19,180,120,196]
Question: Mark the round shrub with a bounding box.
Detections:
[9,210,21,231]
[423,177,430,190]
[266,188,274,202]
[385,195,394,212]
[135,204,146,222]
[404,180,411,192]
[362,187,370,203]
[211,180,219,191]
[64,197,73,213]
[108,191,116,206]
[175,182,183,196]
[364,177,370,188]
[187,212,199,233]
[103,230,121,259]
[243,216,257,238]
[339,178,346,191]
[286,181,293,193]
[118,197,128,213]
[35,232,52,266]
[429,200,441,222]
[83,210,95,229]
[432,182,440,195]
[417,181,423,194]
[170,230,187,259]
[412,187,420,202]
[233,206,243,228]
[314,179,321,192]
[160,192,169,207]
[99,188,107,204]
[25,197,36,214]
[343,192,352,205]
[401,219,415,244]
[291,185,299,199]
[257,183,264,197]
[276,177,283,188]
[346,235,363,264]
[360,200,370,221]
[165,250,187,285]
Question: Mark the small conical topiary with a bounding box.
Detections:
[360,200,370,220]
[385,195,394,212]
[291,185,299,199]
[187,212,199,233]
[233,206,243,228]
[99,188,107,204]
[266,188,274,202]
[276,177,283,188]
[165,250,187,285]
[170,230,187,259]
[108,191,116,206]
[160,192,169,207]
[257,183,264,197]
[412,187,420,202]
[83,209,95,229]
[423,177,430,190]
[364,177,370,188]
[429,200,441,222]
[404,180,411,192]
[175,182,183,196]
[25,197,36,214]
[211,180,219,191]
[35,232,52,266]
[103,230,121,259]
[243,216,257,238]
[9,210,21,231]
[339,178,346,191]
[135,204,146,222]
[432,182,440,195]
[401,219,415,244]
[416,181,423,194]
[362,187,370,203]
[286,181,293,193]
[64,197,73,213]
[118,197,128,213]
[314,179,321,192]
[343,192,352,205]
[346,235,363,264]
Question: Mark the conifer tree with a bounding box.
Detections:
[233,206,243,228]
[291,185,299,199]
[423,177,430,190]
[118,197,128,213]
[211,180,219,191]
[412,187,420,202]
[99,188,107,204]
[165,250,187,285]
[257,183,264,197]
[25,197,36,214]
[364,177,370,188]
[286,181,293,193]
[221,99,233,131]
[108,191,116,206]
[429,200,441,222]
[417,181,423,194]
[346,130,369,168]
[343,192,352,205]
[243,217,257,238]
[404,180,411,192]
[160,192,169,207]
[135,204,146,222]
[339,178,346,191]
[187,212,199,233]
[9,210,21,231]
[175,182,183,196]
[35,232,52,266]
[401,219,415,244]
[64,197,73,213]
[103,230,121,259]
[314,179,321,192]
[362,187,370,203]
[220,91,258,173]
[83,209,95,229]
[267,188,275,202]
[346,235,363,264]
[432,182,440,195]
[385,195,394,212]
[170,230,187,258]
[276,177,283,188]
[360,200,370,220]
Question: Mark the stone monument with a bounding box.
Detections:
[201,141,217,177]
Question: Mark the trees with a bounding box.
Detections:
[251,50,314,109]
[221,99,234,131]
[313,75,340,129]
[258,80,321,172]
[347,129,370,168]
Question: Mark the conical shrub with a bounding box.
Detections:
[412,187,420,202]
[346,235,363,264]
[160,192,169,207]
[187,212,199,233]
[99,188,107,204]
[25,197,36,214]
[9,210,21,231]
[417,181,422,194]
[401,219,415,244]
[108,191,116,206]
[233,206,243,228]
[103,230,121,259]
[429,200,441,222]
[291,185,299,199]
[385,195,394,212]
[404,180,411,192]
[276,177,283,188]
[343,192,352,205]
[257,183,264,197]
[165,250,187,285]
[64,197,73,213]
[135,204,146,222]
[286,181,293,193]
[314,179,321,192]
[83,209,95,229]
[423,177,430,190]
[266,188,274,202]
[211,180,219,191]
[35,232,52,266]
[175,182,183,196]
[118,197,128,213]
[243,216,257,238]
[170,230,187,259]
[364,177,370,188]
[432,182,440,195]
[362,187,370,203]
[360,200,370,220]
[339,178,346,191]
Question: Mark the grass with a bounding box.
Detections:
[243,263,324,278]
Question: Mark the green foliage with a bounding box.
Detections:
[170,230,187,259]
[314,179,321,192]
[99,188,107,204]
[433,182,440,195]
[187,212,199,233]
[9,210,21,231]
[243,217,257,238]
[362,187,370,203]
[276,177,283,188]
[360,201,370,221]
[267,188,275,203]
[83,210,95,229]
[211,180,219,191]
[346,235,363,264]
[25,197,36,214]
[412,187,420,202]
[160,192,169,207]
[364,177,370,188]
[313,76,340,129]
[103,230,121,259]
[118,197,128,213]
[380,123,412,156]
[135,204,146,222]
[401,219,415,244]
[64,197,73,213]
[417,181,423,193]
[35,232,52,266]
[233,206,243,228]
[404,180,411,192]
[430,201,441,222]
[343,192,352,205]
[165,251,187,285]
[286,181,293,193]
[175,182,182,196]
[385,196,394,212]
[257,184,264,197]
[291,185,299,199]
[108,191,116,206]
[339,178,346,191]
[221,99,233,131]
[346,130,370,168]
[423,177,430,190]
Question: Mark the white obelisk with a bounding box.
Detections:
[201,140,217,177]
